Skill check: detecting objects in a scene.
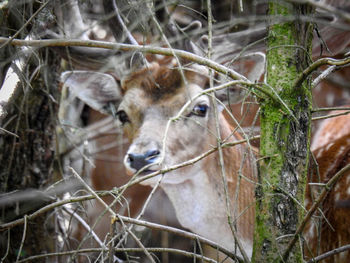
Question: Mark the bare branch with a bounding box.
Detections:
[307,244,350,263]
[0,37,249,82]
[312,110,350,121]
[294,56,350,88]
[16,247,219,263]
[312,106,350,112]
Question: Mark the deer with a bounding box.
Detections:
[55,0,264,260]
[61,59,258,260]
[303,108,350,263]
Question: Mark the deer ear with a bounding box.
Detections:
[215,52,265,107]
[61,71,122,115]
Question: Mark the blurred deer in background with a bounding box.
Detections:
[303,3,350,260]
[304,109,350,263]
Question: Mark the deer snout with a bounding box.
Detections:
[125,149,161,173]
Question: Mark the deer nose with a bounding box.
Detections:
[127,149,161,172]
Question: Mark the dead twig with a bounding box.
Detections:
[0,37,248,82]
[15,215,27,263]
[16,247,219,263]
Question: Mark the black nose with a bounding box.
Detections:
[127,149,160,171]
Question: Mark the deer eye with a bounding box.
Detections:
[192,104,209,117]
[116,110,130,124]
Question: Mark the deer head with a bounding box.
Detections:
[61,60,246,183]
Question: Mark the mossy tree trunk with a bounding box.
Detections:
[253,2,314,262]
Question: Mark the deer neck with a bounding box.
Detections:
[160,116,254,257]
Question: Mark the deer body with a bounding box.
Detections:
[304,111,350,263]
[61,62,256,258]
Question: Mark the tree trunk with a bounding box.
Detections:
[253,2,314,262]
[0,2,60,262]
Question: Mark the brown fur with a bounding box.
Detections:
[304,117,350,262]
[122,63,183,102]
[205,117,256,242]
[122,62,209,102]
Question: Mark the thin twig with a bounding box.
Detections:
[63,204,123,262]
[108,216,117,263]
[68,167,132,262]
[16,247,218,263]
[312,110,350,121]
[131,135,260,187]
[312,107,350,113]
[145,1,187,85]
[1,229,10,262]
[0,127,19,137]
[111,0,138,45]
[306,244,350,263]
[312,65,336,87]
[76,194,124,261]
[0,194,97,231]
[15,215,27,262]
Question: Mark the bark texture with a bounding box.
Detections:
[0,2,59,262]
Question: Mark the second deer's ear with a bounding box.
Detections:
[215,52,265,107]
[61,71,123,115]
